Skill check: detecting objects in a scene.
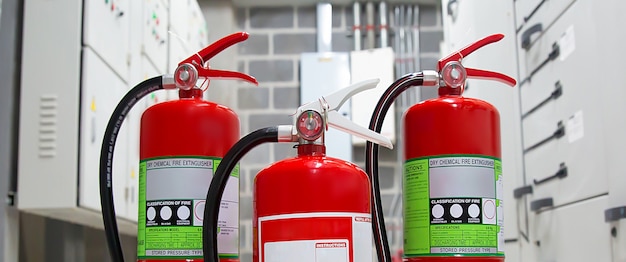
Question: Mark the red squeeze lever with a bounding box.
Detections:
[175,32,258,89]
[438,33,517,87]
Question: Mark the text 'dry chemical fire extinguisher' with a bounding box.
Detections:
[365,34,517,262]
[99,32,258,262]
[199,79,394,262]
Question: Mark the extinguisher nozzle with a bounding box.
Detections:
[162,74,177,89]
[277,125,297,142]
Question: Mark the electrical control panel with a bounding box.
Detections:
[18,0,209,234]
[142,0,169,74]
[83,0,131,82]
[120,55,163,223]
[187,0,209,51]
[169,0,190,45]
[78,48,129,218]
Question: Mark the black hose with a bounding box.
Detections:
[203,127,279,262]
[99,76,165,262]
[366,72,425,262]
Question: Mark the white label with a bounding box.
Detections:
[259,212,372,262]
[559,25,576,61]
[264,240,349,262]
[567,110,584,143]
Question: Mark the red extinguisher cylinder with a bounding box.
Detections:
[402,94,504,262]
[253,144,373,262]
[138,88,240,262]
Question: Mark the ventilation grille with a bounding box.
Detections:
[38,94,58,158]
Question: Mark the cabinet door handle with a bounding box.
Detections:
[524,0,547,23]
[524,120,565,153]
[530,197,553,212]
[520,42,560,86]
[522,81,563,119]
[514,185,533,199]
[447,0,458,16]
[605,206,626,222]
[521,23,543,50]
[533,162,568,185]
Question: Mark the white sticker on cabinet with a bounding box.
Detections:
[559,25,576,61]
[567,110,584,143]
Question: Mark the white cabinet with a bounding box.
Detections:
[528,195,612,262]
[515,0,575,35]
[518,0,611,212]
[596,2,626,261]
[187,0,209,51]
[18,0,209,234]
[441,0,626,261]
[142,0,169,74]
[169,0,190,42]
[18,0,137,234]
[79,48,129,218]
[83,0,131,82]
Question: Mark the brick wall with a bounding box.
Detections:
[230,4,443,261]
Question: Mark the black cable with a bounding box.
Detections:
[366,72,425,262]
[203,127,279,262]
[99,76,164,262]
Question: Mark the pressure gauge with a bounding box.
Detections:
[297,110,324,141]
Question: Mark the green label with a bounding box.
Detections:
[403,155,504,257]
[137,156,240,259]
[138,161,147,256]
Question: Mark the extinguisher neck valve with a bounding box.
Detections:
[178,88,204,99]
[297,144,326,156]
[174,32,259,91]
[438,86,463,96]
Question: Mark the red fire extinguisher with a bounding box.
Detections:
[199,79,394,262]
[99,32,257,262]
[364,34,517,262]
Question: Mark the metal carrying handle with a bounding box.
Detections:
[438,34,517,88]
[174,32,258,90]
[294,79,393,149]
